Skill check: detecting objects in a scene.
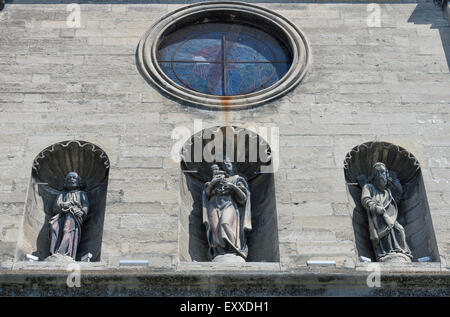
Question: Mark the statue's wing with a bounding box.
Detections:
[240,178,252,232]
[389,170,398,180]
[202,182,209,225]
[356,174,368,188]
[202,183,211,242]
[201,182,214,260]
[86,182,106,192]
[36,184,61,217]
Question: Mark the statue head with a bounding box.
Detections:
[218,155,235,176]
[64,172,81,190]
[211,163,224,177]
[370,162,388,189]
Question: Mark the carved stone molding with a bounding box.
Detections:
[181,126,273,183]
[32,140,109,190]
[344,141,420,186]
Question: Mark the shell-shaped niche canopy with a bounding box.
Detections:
[179,126,280,262]
[344,142,420,186]
[181,126,273,183]
[343,141,439,262]
[32,140,110,190]
[15,140,110,262]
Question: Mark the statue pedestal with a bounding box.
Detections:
[379,253,412,263]
[44,254,75,263]
[212,254,245,263]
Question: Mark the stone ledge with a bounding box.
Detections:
[8,260,449,273]
[177,262,282,272]
[1,270,450,296]
[355,262,445,273]
[12,261,110,271]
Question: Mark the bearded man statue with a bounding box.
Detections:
[361,162,412,262]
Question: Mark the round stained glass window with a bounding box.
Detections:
[156,23,292,96]
[138,2,310,109]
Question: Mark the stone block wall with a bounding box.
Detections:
[0,0,449,274]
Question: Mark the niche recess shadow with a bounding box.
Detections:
[179,126,280,262]
[343,141,440,262]
[15,140,110,262]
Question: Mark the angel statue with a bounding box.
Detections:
[202,156,252,262]
[360,162,412,262]
[48,172,89,260]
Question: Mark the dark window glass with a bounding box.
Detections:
[157,23,292,96]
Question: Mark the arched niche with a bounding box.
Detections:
[15,140,110,262]
[343,141,439,262]
[179,126,280,262]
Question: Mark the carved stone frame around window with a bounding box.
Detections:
[137,1,311,109]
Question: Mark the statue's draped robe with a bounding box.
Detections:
[361,182,411,260]
[49,190,89,258]
[202,175,252,260]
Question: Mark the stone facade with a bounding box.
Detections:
[1,0,450,295]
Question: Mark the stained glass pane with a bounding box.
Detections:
[158,62,183,86]
[224,32,291,63]
[172,62,223,95]
[157,36,183,62]
[174,32,223,62]
[252,32,292,62]
[157,22,292,96]
[224,33,273,62]
[225,63,275,95]
[261,63,291,89]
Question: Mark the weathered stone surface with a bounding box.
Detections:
[0,1,449,293]
[1,268,450,296]
[44,254,75,263]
